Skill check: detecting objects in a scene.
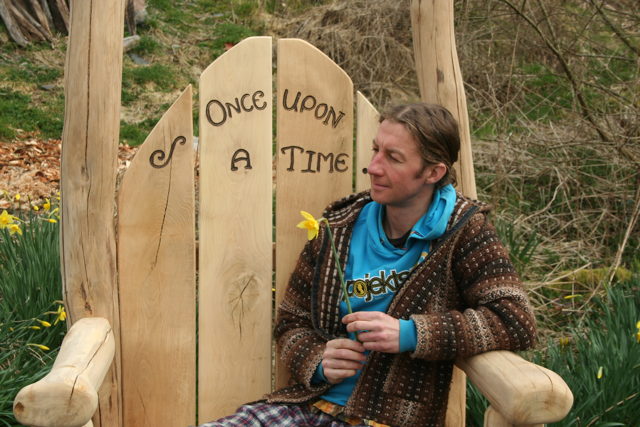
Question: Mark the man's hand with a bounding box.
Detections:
[322,338,366,384]
[343,311,400,353]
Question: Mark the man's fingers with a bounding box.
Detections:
[323,347,366,362]
[326,338,365,353]
[323,368,359,384]
[342,311,383,324]
[345,320,376,333]
[322,358,363,371]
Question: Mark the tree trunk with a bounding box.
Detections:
[1,0,146,46]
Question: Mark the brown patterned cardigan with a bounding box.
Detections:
[266,191,537,426]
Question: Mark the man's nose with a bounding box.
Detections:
[367,154,383,176]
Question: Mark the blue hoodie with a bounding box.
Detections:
[315,184,456,405]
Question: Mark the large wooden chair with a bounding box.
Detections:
[13,1,573,426]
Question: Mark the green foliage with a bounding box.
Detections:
[494,219,540,278]
[3,62,62,85]
[466,281,640,425]
[519,63,574,121]
[123,63,178,90]
[120,118,158,146]
[0,209,65,426]
[0,211,61,321]
[132,35,162,56]
[0,89,63,140]
[541,285,640,425]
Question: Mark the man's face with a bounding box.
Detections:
[368,120,441,209]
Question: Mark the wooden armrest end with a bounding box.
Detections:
[457,350,573,424]
[13,317,114,427]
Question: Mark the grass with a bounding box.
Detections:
[0,89,63,140]
[0,203,65,426]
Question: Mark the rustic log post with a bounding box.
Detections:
[59,1,125,426]
[410,1,477,425]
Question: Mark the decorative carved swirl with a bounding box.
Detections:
[149,136,187,169]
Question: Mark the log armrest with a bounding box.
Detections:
[13,317,115,427]
[457,350,573,425]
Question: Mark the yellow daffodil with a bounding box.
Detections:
[0,210,15,227]
[14,193,20,201]
[8,223,22,235]
[297,211,320,240]
[33,205,40,211]
[597,366,603,379]
[54,305,67,325]
[46,218,57,224]
[43,199,51,211]
[559,337,570,347]
[29,326,41,330]
[296,210,352,314]
[27,343,50,351]
[37,319,52,328]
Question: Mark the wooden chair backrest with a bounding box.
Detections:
[116,37,393,426]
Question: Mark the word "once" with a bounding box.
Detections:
[206,90,268,127]
[280,145,349,173]
[282,89,346,129]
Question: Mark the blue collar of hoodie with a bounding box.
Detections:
[373,183,457,250]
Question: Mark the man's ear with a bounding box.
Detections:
[424,163,447,184]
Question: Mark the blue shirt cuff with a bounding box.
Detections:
[311,361,327,384]
[399,318,417,353]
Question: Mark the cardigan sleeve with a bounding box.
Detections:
[273,237,331,390]
[411,212,537,360]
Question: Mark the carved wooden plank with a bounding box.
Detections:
[118,86,196,427]
[275,38,353,387]
[355,91,378,193]
[60,1,125,425]
[198,36,273,422]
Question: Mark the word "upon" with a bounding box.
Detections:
[282,89,346,129]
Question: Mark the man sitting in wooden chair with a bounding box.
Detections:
[199,102,536,427]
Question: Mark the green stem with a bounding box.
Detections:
[322,219,352,314]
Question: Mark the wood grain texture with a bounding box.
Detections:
[483,406,543,427]
[60,1,125,425]
[198,36,273,422]
[275,38,353,388]
[13,318,114,427]
[355,91,378,193]
[410,0,476,200]
[410,2,478,424]
[118,86,196,427]
[458,351,573,425]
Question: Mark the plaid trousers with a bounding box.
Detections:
[197,402,367,427]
